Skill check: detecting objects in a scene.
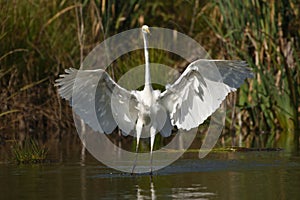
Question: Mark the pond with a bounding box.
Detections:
[0,145,299,199]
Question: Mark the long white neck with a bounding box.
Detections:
[143,32,152,91]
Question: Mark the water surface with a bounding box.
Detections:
[1,147,299,199]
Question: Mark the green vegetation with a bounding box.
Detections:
[207,0,299,149]
[0,0,299,149]
[12,139,48,164]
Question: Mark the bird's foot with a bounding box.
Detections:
[149,166,153,176]
[149,171,153,182]
[131,167,136,176]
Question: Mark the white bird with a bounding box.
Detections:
[55,25,253,174]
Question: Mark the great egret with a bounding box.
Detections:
[55,25,253,174]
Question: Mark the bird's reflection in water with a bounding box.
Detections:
[150,181,156,200]
[136,180,156,200]
[136,181,215,200]
[170,184,215,199]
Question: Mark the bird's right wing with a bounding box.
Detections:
[159,59,253,131]
[55,68,138,135]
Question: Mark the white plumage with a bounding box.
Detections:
[55,25,253,173]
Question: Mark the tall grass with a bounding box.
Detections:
[0,0,145,139]
[206,0,299,149]
[0,0,299,149]
[0,0,205,141]
[0,1,82,139]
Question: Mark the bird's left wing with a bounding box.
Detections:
[159,60,253,131]
[55,68,138,135]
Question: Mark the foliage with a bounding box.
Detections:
[12,139,48,164]
[0,0,299,149]
[205,0,300,148]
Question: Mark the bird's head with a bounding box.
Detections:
[142,25,150,34]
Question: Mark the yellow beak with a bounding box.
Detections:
[145,27,150,34]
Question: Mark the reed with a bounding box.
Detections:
[205,0,299,148]
[0,0,298,149]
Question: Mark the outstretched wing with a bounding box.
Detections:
[55,68,138,135]
[159,59,253,130]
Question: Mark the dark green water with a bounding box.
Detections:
[0,148,299,199]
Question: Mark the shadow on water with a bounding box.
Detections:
[0,136,300,200]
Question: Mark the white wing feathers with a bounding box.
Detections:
[213,60,253,88]
[159,59,253,131]
[55,68,138,135]
[55,60,252,135]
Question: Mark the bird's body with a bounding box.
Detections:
[55,25,253,174]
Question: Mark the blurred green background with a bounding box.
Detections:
[0,0,299,150]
